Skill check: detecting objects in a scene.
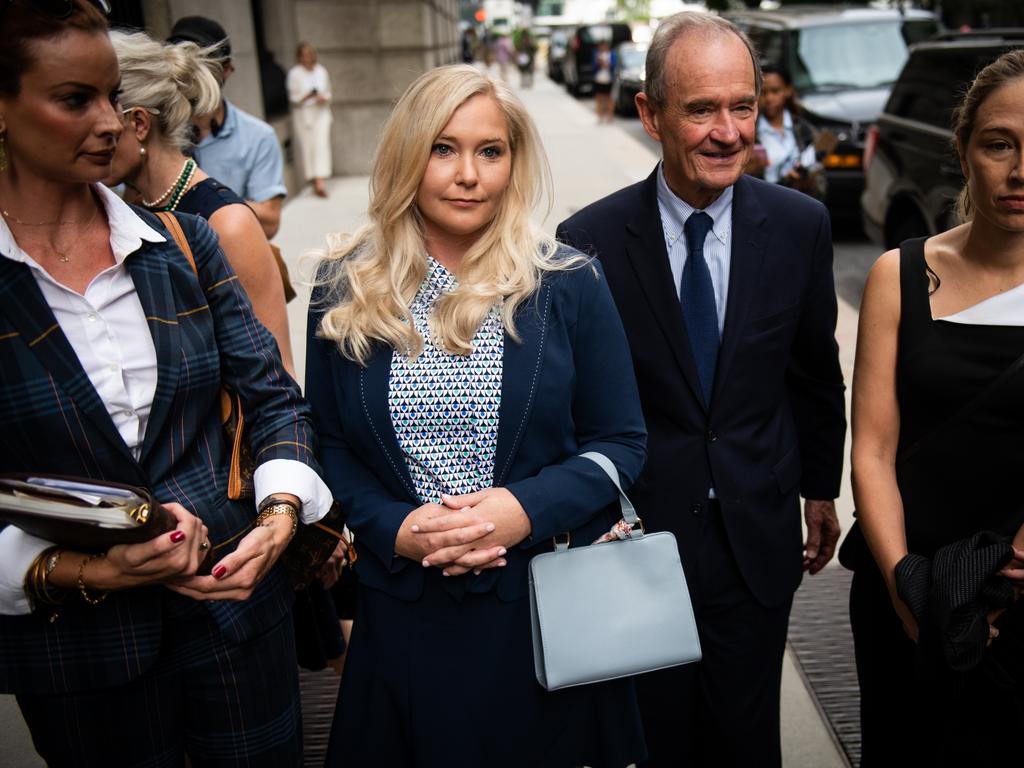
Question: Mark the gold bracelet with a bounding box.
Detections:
[24,546,63,606]
[256,502,298,540]
[77,553,108,605]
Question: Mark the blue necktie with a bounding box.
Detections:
[680,212,719,404]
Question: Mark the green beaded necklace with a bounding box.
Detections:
[148,158,197,213]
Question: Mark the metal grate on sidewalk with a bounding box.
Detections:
[788,565,861,767]
[299,667,342,767]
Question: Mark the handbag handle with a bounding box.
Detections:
[579,451,641,531]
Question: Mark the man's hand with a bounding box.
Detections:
[803,498,840,574]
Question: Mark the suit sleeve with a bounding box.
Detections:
[505,262,647,544]
[304,282,414,574]
[185,215,322,478]
[787,208,847,500]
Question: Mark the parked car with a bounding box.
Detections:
[728,6,942,218]
[562,22,633,97]
[611,41,647,116]
[547,28,569,83]
[861,31,1024,248]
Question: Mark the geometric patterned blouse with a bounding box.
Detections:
[389,257,504,504]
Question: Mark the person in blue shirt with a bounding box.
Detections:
[168,16,287,239]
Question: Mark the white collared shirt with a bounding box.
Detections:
[0,185,332,614]
[655,163,734,335]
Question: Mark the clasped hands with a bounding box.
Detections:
[395,488,531,577]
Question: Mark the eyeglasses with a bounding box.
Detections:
[2,0,111,19]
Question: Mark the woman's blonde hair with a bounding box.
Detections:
[952,49,1024,223]
[318,64,574,364]
[110,30,222,152]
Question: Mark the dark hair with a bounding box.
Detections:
[0,0,108,98]
[952,49,1024,222]
[168,16,231,64]
[760,60,800,116]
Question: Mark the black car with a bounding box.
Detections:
[546,29,569,83]
[728,6,941,218]
[562,23,633,97]
[611,42,647,116]
[861,31,1024,248]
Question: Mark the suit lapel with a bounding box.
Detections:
[360,347,418,499]
[626,172,707,410]
[713,175,767,403]
[0,258,140,473]
[129,246,183,464]
[494,282,552,485]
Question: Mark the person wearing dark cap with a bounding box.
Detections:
[169,16,286,239]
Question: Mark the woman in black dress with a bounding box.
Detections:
[849,49,1024,766]
[105,30,295,375]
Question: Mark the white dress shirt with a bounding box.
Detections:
[0,184,331,614]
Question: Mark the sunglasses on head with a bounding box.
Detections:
[2,0,111,18]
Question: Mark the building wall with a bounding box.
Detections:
[142,0,460,189]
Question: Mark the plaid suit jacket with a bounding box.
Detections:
[0,209,321,695]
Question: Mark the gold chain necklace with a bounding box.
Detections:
[1,203,100,263]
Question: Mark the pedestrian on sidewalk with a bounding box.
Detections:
[305,63,648,768]
[0,4,333,766]
[287,42,333,199]
[593,40,615,123]
[847,48,1024,767]
[558,12,846,767]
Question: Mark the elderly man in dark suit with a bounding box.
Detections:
[557,12,847,767]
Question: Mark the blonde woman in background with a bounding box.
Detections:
[287,42,332,198]
[105,30,294,375]
[306,64,648,767]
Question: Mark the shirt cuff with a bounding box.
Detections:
[0,527,53,615]
[253,459,333,523]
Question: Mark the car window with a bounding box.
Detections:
[745,26,785,67]
[619,45,647,70]
[793,21,915,90]
[888,45,1016,130]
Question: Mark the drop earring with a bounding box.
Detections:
[139,145,147,157]
[0,133,7,173]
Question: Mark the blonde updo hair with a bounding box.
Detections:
[952,49,1024,222]
[318,64,579,365]
[110,30,222,152]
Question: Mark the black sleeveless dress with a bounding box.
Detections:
[174,177,246,220]
[849,238,1024,766]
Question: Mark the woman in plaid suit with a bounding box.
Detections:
[0,3,331,766]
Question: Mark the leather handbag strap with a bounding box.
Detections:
[155,211,198,276]
[579,452,640,529]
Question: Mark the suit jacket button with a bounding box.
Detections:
[690,503,703,515]
[706,430,717,442]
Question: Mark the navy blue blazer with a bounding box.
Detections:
[0,209,321,695]
[558,172,846,607]
[305,251,647,602]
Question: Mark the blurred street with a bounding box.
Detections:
[0,66,875,768]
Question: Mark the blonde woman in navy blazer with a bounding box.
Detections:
[306,65,648,767]
[0,4,331,765]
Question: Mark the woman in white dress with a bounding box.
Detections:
[287,42,332,197]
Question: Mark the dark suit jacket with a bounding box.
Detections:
[305,252,647,602]
[0,209,321,695]
[557,171,846,607]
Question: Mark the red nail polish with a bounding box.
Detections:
[212,565,227,579]
[170,531,186,543]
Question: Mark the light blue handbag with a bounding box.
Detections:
[528,452,702,691]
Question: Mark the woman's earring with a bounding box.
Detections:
[139,145,147,157]
[0,133,7,173]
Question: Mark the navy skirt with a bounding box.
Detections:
[326,570,646,767]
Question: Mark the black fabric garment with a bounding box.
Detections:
[175,177,247,219]
[895,531,1014,676]
[849,238,1024,765]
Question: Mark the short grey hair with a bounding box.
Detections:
[644,12,763,109]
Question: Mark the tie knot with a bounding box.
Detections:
[684,212,714,255]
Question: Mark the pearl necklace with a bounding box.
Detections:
[144,158,196,211]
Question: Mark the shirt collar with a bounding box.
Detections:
[0,183,165,269]
[655,162,733,248]
[757,108,794,134]
[209,99,235,140]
